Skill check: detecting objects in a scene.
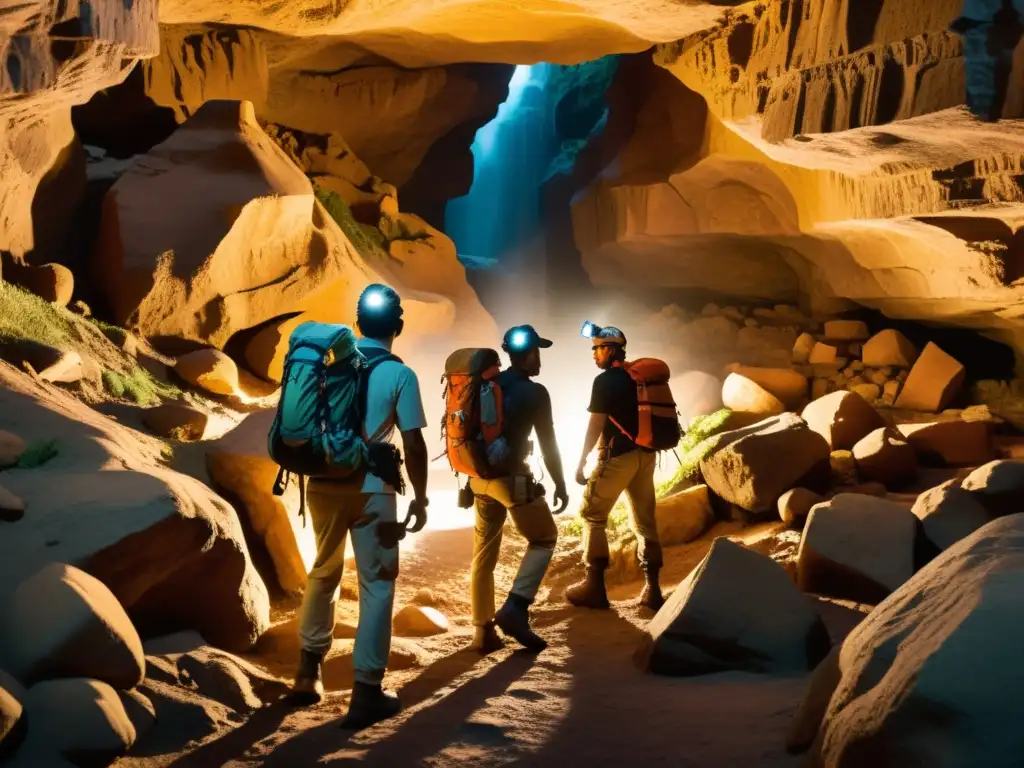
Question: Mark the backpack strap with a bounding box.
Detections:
[357,347,402,423]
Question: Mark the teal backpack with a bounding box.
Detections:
[268,322,403,523]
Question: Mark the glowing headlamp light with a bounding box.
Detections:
[580,320,602,339]
[362,290,387,310]
[510,330,529,349]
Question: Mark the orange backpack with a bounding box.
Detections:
[441,348,505,478]
[610,358,681,451]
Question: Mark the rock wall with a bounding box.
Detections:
[0,0,159,261]
[570,0,1024,364]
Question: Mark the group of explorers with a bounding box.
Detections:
[267,284,681,730]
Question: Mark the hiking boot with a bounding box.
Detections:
[468,621,505,654]
[566,560,610,610]
[340,681,402,731]
[494,595,547,652]
[639,567,665,611]
[291,649,325,706]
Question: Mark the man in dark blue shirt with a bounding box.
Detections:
[467,325,569,654]
[566,325,664,612]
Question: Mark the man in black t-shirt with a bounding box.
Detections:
[565,325,664,612]
[467,325,569,654]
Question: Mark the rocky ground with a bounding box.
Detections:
[3,289,1024,765]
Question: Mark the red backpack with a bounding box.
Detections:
[440,348,505,478]
[610,358,681,451]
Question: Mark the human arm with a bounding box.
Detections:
[533,387,568,512]
[576,413,608,485]
[576,375,610,484]
[396,368,429,529]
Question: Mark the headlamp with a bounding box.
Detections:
[580,320,601,339]
[510,330,529,349]
[362,290,386,311]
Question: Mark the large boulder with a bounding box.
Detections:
[797,494,919,604]
[14,678,137,766]
[722,364,807,407]
[93,100,481,352]
[851,427,918,488]
[912,479,993,552]
[0,563,144,690]
[699,413,830,514]
[205,411,314,596]
[897,420,994,467]
[804,515,1024,766]
[720,372,784,416]
[778,487,825,529]
[655,484,714,545]
[960,460,1024,517]
[861,329,918,368]
[0,363,269,652]
[636,538,830,676]
[0,670,25,759]
[801,390,885,450]
[894,342,966,412]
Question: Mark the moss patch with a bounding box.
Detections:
[657,408,734,498]
[16,438,59,469]
[314,186,388,258]
[0,280,72,348]
[101,369,177,406]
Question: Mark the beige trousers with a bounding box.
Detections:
[579,449,662,568]
[469,476,558,627]
[298,480,398,685]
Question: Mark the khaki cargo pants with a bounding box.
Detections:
[469,476,558,627]
[298,480,398,686]
[579,448,662,568]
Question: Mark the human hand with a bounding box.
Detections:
[404,497,429,534]
[553,485,569,514]
[575,467,587,486]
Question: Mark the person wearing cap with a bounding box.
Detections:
[566,324,664,612]
[292,283,430,730]
[467,324,569,654]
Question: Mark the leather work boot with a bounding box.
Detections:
[494,595,547,652]
[638,566,665,611]
[291,649,325,706]
[565,559,610,610]
[468,620,505,654]
[340,681,402,730]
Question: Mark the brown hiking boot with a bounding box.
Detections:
[494,596,547,652]
[468,621,505,654]
[565,560,610,610]
[291,649,325,706]
[340,681,401,730]
[639,567,665,611]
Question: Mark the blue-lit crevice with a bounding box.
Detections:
[445,58,619,270]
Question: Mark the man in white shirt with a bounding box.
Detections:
[292,284,430,731]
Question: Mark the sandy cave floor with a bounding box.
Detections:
[115,517,864,768]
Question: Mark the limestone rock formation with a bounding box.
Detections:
[805,515,1024,766]
[393,605,449,638]
[654,484,714,546]
[0,563,145,690]
[699,412,830,514]
[852,427,918,488]
[94,100,480,353]
[912,479,992,552]
[0,362,269,652]
[205,411,312,596]
[896,419,995,467]
[797,494,919,604]
[0,0,158,261]
[638,537,830,676]
[801,390,885,451]
[15,677,138,765]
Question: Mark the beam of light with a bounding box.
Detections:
[362,290,386,309]
[473,64,536,158]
